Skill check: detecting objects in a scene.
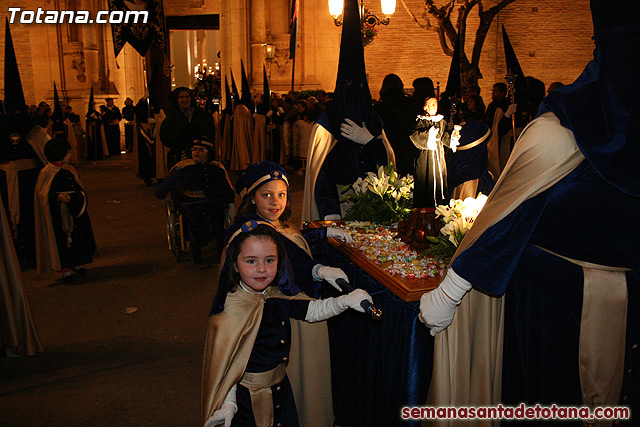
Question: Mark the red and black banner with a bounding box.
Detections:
[108,0,168,58]
[289,0,299,59]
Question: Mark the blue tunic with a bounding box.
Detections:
[232,297,310,427]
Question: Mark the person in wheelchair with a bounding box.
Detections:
[155,137,235,264]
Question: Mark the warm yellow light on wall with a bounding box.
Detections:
[329,0,344,18]
[328,0,395,27]
[381,0,396,16]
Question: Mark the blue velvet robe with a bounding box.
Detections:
[452,161,640,423]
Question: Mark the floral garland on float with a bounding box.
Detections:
[332,167,487,277]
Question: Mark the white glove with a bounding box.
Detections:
[313,265,349,292]
[418,269,472,336]
[277,107,285,114]
[327,227,353,243]
[340,118,374,145]
[225,203,235,224]
[427,126,439,151]
[305,289,373,322]
[324,214,342,221]
[340,288,372,313]
[450,124,462,152]
[266,109,274,117]
[504,103,517,118]
[204,385,238,427]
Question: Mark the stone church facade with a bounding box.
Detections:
[1,0,593,119]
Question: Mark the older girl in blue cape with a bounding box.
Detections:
[202,218,371,427]
[234,161,353,298]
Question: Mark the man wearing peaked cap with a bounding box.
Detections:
[154,136,234,264]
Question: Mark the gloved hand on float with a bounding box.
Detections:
[418,269,472,336]
[327,227,353,243]
[305,289,373,321]
[324,214,342,221]
[313,265,349,292]
[340,118,374,145]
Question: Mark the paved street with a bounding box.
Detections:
[0,154,308,426]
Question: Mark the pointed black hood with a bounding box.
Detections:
[4,19,27,115]
[223,75,233,115]
[87,85,95,114]
[539,0,640,196]
[52,83,64,122]
[240,59,252,109]
[51,82,66,137]
[444,33,462,100]
[502,25,527,105]
[1,20,32,161]
[230,69,240,106]
[316,0,382,141]
[263,65,270,105]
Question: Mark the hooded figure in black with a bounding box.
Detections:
[50,83,78,165]
[373,74,418,176]
[100,98,122,155]
[301,0,395,222]
[34,138,96,282]
[85,86,108,160]
[133,98,156,185]
[229,66,254,171]
[420,0,640,421]
[159,86,214,169]
[218,75,234,164]
[1,20,40,265]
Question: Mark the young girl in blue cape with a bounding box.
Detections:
[202,218,371,427]
[232,161,356,427]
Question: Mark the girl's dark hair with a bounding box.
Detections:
[234,186,292,225]
[44,137,71,162]
[227,226,286,292]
